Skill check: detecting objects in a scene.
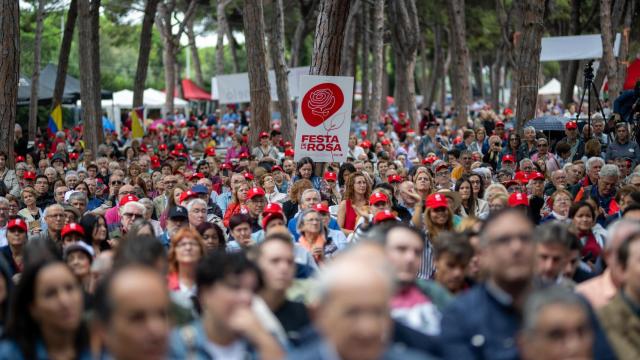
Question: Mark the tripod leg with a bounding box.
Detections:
[575,85,588,122]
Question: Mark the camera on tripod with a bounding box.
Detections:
[583,60,595,84]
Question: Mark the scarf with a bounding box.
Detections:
[579,230,601,259]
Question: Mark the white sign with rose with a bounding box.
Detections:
[294,75,354,163]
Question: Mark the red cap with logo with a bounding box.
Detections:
[426,193,449,209]
[313,203,330,214]
[324,172,337,182]
[61,223,85,238]
[508,192,529,207]
[239,152,249,160]
[243,172,255,181]
[514,171,530,184]
[259,131,270,139]
[205,147,216,156]
[262,212,285,229]
[285,149,295,157]
[15,156,25,163]
[373,210,397,224]
[158,144,168,151]
[271,165,283,173]
[247,187,266,200]
[189,172,205,181]
[7,218,27,232]
[262,202,283,215]
[283,141,292,148]
[388,175,403,184]
[369,192,389,205]
[23,171,36,180]
[178,190,197,205]
[69,152,79,160]
[381,139,391,146]
[220,163,233,170]
[495,121,505,128]
[360,140,371,148]
[422,155,438,165]
[175,143,185,151]
[530,172,545,181]
[119,194,140,207]
[434,163,449,173]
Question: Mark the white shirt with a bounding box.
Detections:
[0,226,6,247]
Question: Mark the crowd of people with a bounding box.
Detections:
[0,102,639,360]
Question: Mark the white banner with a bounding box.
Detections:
[294,75,354,163]
[212,67,310,104]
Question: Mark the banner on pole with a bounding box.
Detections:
[294,75,354,163]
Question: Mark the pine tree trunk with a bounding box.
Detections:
[425,24,443,110]
[339,0,359,76]
[367,0,384,142]
[309,0,351,76]
[616,0,634,87]
[360,2,370,113]
[133,0,159,108]
[446,0,470,127]
[53,0,77,107]
[560,0,581,106]
[226,26,240,73]
[390,0,420,128]
[243,0,271,148]
[187,17,204,87]
[267,0,295,142]
[0,0,19,165]
[601,0,621,99]
[514,0,545,133]
[290,0,320,68]
[490,56,503,110]
[28,0,45,142]
[78,0,103,154]
[216,0,228,75]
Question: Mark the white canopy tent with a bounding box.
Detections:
[540,34,621,62]
[100,89,189,134]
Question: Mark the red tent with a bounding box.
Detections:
[623,58,640,90]
[176,79,211,101]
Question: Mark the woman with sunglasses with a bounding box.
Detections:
[482,135,503,170]
[502,133,522,162]
[531,137,561,174]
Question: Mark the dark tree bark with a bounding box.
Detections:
[616,0,634,87]
[226,25,240,73]
[514,0,546,132]
[133,0,159,108]
[561,0,581,106]
[187,16,204,87]
[156,0,197,114]
[367,0,384,142]
[390,0,420,129]
[290,0,320,67]
[309,0,351,76]
[446,0,470,127]
[78,0,103,154]
[266,0,295,143]
[216,0,229,75]
[53,0,77,108]
[600,0,621,99]
[0,0,19,165]
[360,2,370,112]
[28,0,45,142]
[243,0,271,148]
[425,24,444,110]
[592,0,627,106]
[339,0,359,76]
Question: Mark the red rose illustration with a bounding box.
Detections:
[301,83,344,127]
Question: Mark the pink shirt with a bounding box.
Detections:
[575,269,618,310]
[105,206,121,226]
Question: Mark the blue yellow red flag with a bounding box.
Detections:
[130,107,145,138]
[48,105,63,135]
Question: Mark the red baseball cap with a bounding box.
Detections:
[243,172,255,181]
[360,140,371,148]
[373,210,397,224]
[381,139,391,146]
[285,149,295,157]
[502,154,515,163]
[189,172,205,181]
[369,192,389,205]
[313,203,330,214]
[565,121,578,130]
[61,223,85,238]
[15,155,25,163]
[359,114,368,120]
[205,147,216,156]
[495,121,505,128]
[69,152,79,160]
[283,141,292,148]
[271,165,283,173]
[530,171,545,181]
[377,131,385,137]
[262,212,285,229]
[23,171,36,180]
[508,192,529,207]
[139,144,148,153]
[239,152,249,160]
[422,155,438,165]
[388,175,403,184]
[37,142,45,149]
[259,131,270,139]
[426,193,448,209]
[158,144,168,151]
[178,190,197,205]
[262,202,283,215]
[247,187,266,200]
[324,172,337,182]
[119,194,140,207]
[175,143,185,151]
[7,218,27,232]
[220,163,233,170]
[434,163,449,173]
[514,171,530,184]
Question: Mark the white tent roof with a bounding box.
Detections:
[540,34,620,62]
[538,78,561,95]
[101,88,188,109]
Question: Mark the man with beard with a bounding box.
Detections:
[606,122,640,166]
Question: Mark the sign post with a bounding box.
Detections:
[294,75,354,163]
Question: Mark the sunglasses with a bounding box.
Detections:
[110,180,124,186]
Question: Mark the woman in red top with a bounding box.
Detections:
[337,171,371,235]
[223,182,249,228]
[569,201,606,261]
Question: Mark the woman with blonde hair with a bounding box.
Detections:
[541,189,573,223]
[337,171,371,235]
[17,187,44,234]
[282,179,313,221]
[413,167,434,199]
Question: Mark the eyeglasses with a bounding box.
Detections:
[110,180,124,186]
[436,172,449,177]
[122,213,143,220]
[493,142,501,146]
[119,191,135,196]
[305,218,321,223]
